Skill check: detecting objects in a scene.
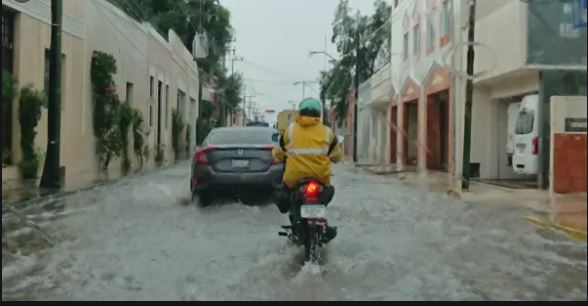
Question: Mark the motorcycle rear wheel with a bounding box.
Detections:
[304,228,320,264]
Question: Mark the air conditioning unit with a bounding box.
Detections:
[192,33,209,59]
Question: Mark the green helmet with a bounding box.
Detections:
[298,97,322,113]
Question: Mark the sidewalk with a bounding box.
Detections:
[359,167,587,240]
[357,163,418,175]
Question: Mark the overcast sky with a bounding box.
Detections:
[220,0,378,126]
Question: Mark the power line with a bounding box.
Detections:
[243,78,299,85]
[241,59,315,81]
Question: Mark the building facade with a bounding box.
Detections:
[2,0,200,188]
[459,0,587,189]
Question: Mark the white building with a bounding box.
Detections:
[387,0,461,172]
[454,0,587,188]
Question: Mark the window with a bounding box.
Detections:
[442,0,452,36]
[149,105,153,127]
[190,97,196,122]
[427,17,435,52]
[2,8,15,72]
[149,76,154,98]
[413,24,420,58]
[207,128,274,145]
[515,110,535,134]
[165,85,169,129]
[403,32,409,60]
[126,82,134,105]
[177,89,186,120]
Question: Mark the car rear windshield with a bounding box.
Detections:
[207,129,274,145]
[515,110,534,135]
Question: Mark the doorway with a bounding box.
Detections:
[157,80,162,147]
[390,105,397,163]
[426,90,449,170]
[403,101,418,165]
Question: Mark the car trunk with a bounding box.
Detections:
[204,145,274,173]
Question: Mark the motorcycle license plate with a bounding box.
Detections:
[300,205,326,219]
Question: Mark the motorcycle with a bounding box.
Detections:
[278,178,335,264]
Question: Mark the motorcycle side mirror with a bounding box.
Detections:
[271,133,280,143]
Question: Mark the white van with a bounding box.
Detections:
[512,94,540,175]
[506,102,521,166]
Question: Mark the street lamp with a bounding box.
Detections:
[308,50,337,61]
[293,80,319,100]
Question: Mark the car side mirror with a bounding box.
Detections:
[271,133,280,143]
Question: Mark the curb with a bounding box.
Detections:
[524,216,587,240]
[2,161,187,208]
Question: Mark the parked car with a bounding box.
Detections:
[190,127,284,206]
[512,94,540,175]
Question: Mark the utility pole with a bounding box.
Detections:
[40,0,63,189]
[461,0,477,190]
[353,12,360,163]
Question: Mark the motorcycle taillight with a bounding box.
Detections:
[302,181,321,203]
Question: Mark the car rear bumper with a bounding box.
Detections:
[192,164,284,192]
[512,154,539,175]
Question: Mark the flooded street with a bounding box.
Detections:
[2,163,586,300]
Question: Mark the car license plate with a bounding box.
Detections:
[232,159,249,168]
[300,205,326,219]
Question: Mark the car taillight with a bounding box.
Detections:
[263,145,282,164]
[193,146,216,165]
[532,136,539,155]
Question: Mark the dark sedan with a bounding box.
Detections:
[190,127,284,206]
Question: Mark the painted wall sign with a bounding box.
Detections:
[565,117,587,132]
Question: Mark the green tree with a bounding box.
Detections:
[109,0,235,126]
[321,0,391,124]
[224,73,243,110]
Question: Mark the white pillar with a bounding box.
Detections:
[417,84,427,172]
[397,97,405,171]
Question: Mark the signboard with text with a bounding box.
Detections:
[565,117,587,132]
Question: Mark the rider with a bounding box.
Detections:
[272,97,342,242]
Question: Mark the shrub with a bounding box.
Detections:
[171,109,185,160]
[17,86,46,179]
[90,51,123,172]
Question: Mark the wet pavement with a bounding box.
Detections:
[2,162,587,300]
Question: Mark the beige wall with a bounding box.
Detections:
[3,0,199,187]
[474,0,527,83]
[8,2,86,182]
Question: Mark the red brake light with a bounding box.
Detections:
[193,145,216,165]
[305,181,319,196]
[532,136,539,155]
